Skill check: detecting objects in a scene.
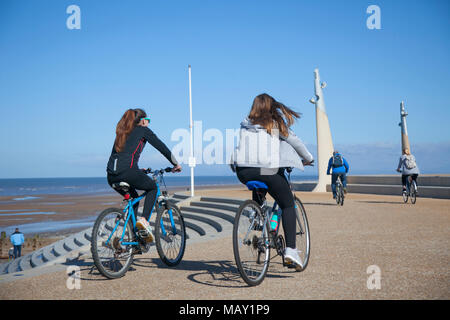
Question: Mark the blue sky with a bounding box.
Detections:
[0,0,449,178]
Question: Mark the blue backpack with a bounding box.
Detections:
[332,154,344,168]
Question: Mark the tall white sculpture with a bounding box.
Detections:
[309,69,334,192]
[399,101,410,153]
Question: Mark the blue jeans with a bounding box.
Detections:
[13,245,22,258]
[331,173,347,196]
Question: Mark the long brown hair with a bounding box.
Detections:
[248,93,300,137]
[114,108,147,152]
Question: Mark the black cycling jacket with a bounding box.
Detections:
[107,126,178,175]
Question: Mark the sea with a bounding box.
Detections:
[0,175,318,198]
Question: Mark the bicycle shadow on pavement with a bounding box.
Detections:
[132,257,294,288]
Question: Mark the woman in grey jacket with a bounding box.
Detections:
[396,148,420,192]
[231,93,314,270]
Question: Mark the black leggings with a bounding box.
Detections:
[402,174,418,188]
[236,167,297,249]
[107,169,158,220]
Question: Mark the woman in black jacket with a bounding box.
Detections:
[107,108,181,242]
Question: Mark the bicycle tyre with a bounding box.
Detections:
[402,189,408,203]
[233,200,270,286]
[339,187,345,206]
[155,204,186,266]
[294,197,311,271]
[335,183,341,205]
[410,181,417,204]
[91,207,134,279]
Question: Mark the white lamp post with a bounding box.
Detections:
[188,65,196,197]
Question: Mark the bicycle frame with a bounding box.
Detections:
[255,171,303,249]
[105,174,177,248]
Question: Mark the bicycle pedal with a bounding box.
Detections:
[137,229,149,238]
[140,243,151,253]
[284,263,296,269]
[132,246,143,255]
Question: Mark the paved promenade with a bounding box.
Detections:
[0,189,448,300]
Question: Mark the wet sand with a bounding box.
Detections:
[0,185,242,262]
[0,185,242,236]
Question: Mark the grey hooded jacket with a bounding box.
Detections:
[397,154,420,175]
[231,118,314,170]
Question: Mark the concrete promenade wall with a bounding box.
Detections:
[293,174,450,199]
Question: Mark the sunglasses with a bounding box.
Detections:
[141,117,151,123]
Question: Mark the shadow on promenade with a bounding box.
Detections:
[71,255,294,288]
[132,257,293,288]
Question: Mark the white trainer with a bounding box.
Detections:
[284,247,303,271]
[136,217,154,243]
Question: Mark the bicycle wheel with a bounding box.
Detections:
[335,183,341,205]
[294,197,311,271]
[91,208,134,279]
[402,187,409,203]
[233,200,270,286]
[155,204,186,266]
[410,181,417,204]
[339,186,345,206]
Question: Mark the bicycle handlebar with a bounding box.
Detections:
[142,167,173,175]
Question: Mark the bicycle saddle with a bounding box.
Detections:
[111,182,131,192]
[245,181,269,190]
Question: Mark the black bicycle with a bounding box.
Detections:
[402,175,417,204]
[232,167,310,286]
[335,175,345,206]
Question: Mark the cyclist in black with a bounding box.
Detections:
[107,108,181,242]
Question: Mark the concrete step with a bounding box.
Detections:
[19,254,33,271]
[180,206,235,224]
[182,215,219,239]
[189,201,239,213]
[199,197,244,206]
[173,193,190,200]
[30,249,45,267]
[42,244,58,263]
[6,258,21,274]
[0,261,9,274]
[182,221,205,237]
[182,212,223,233]
[63,237,79,252]
[52,239,68,257]
[151,218,205,238]
[291,182,317,192]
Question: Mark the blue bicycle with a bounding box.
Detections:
[91,167,186,279]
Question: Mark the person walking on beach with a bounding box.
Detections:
[10,228,24,259]
[231,93,314,270]
[107,108,181,243]
[326,151,350,199]
[396,148,419,193]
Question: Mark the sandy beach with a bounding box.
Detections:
[0,184,241,235]
[0,186,449,300]
[0,185,242,262]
